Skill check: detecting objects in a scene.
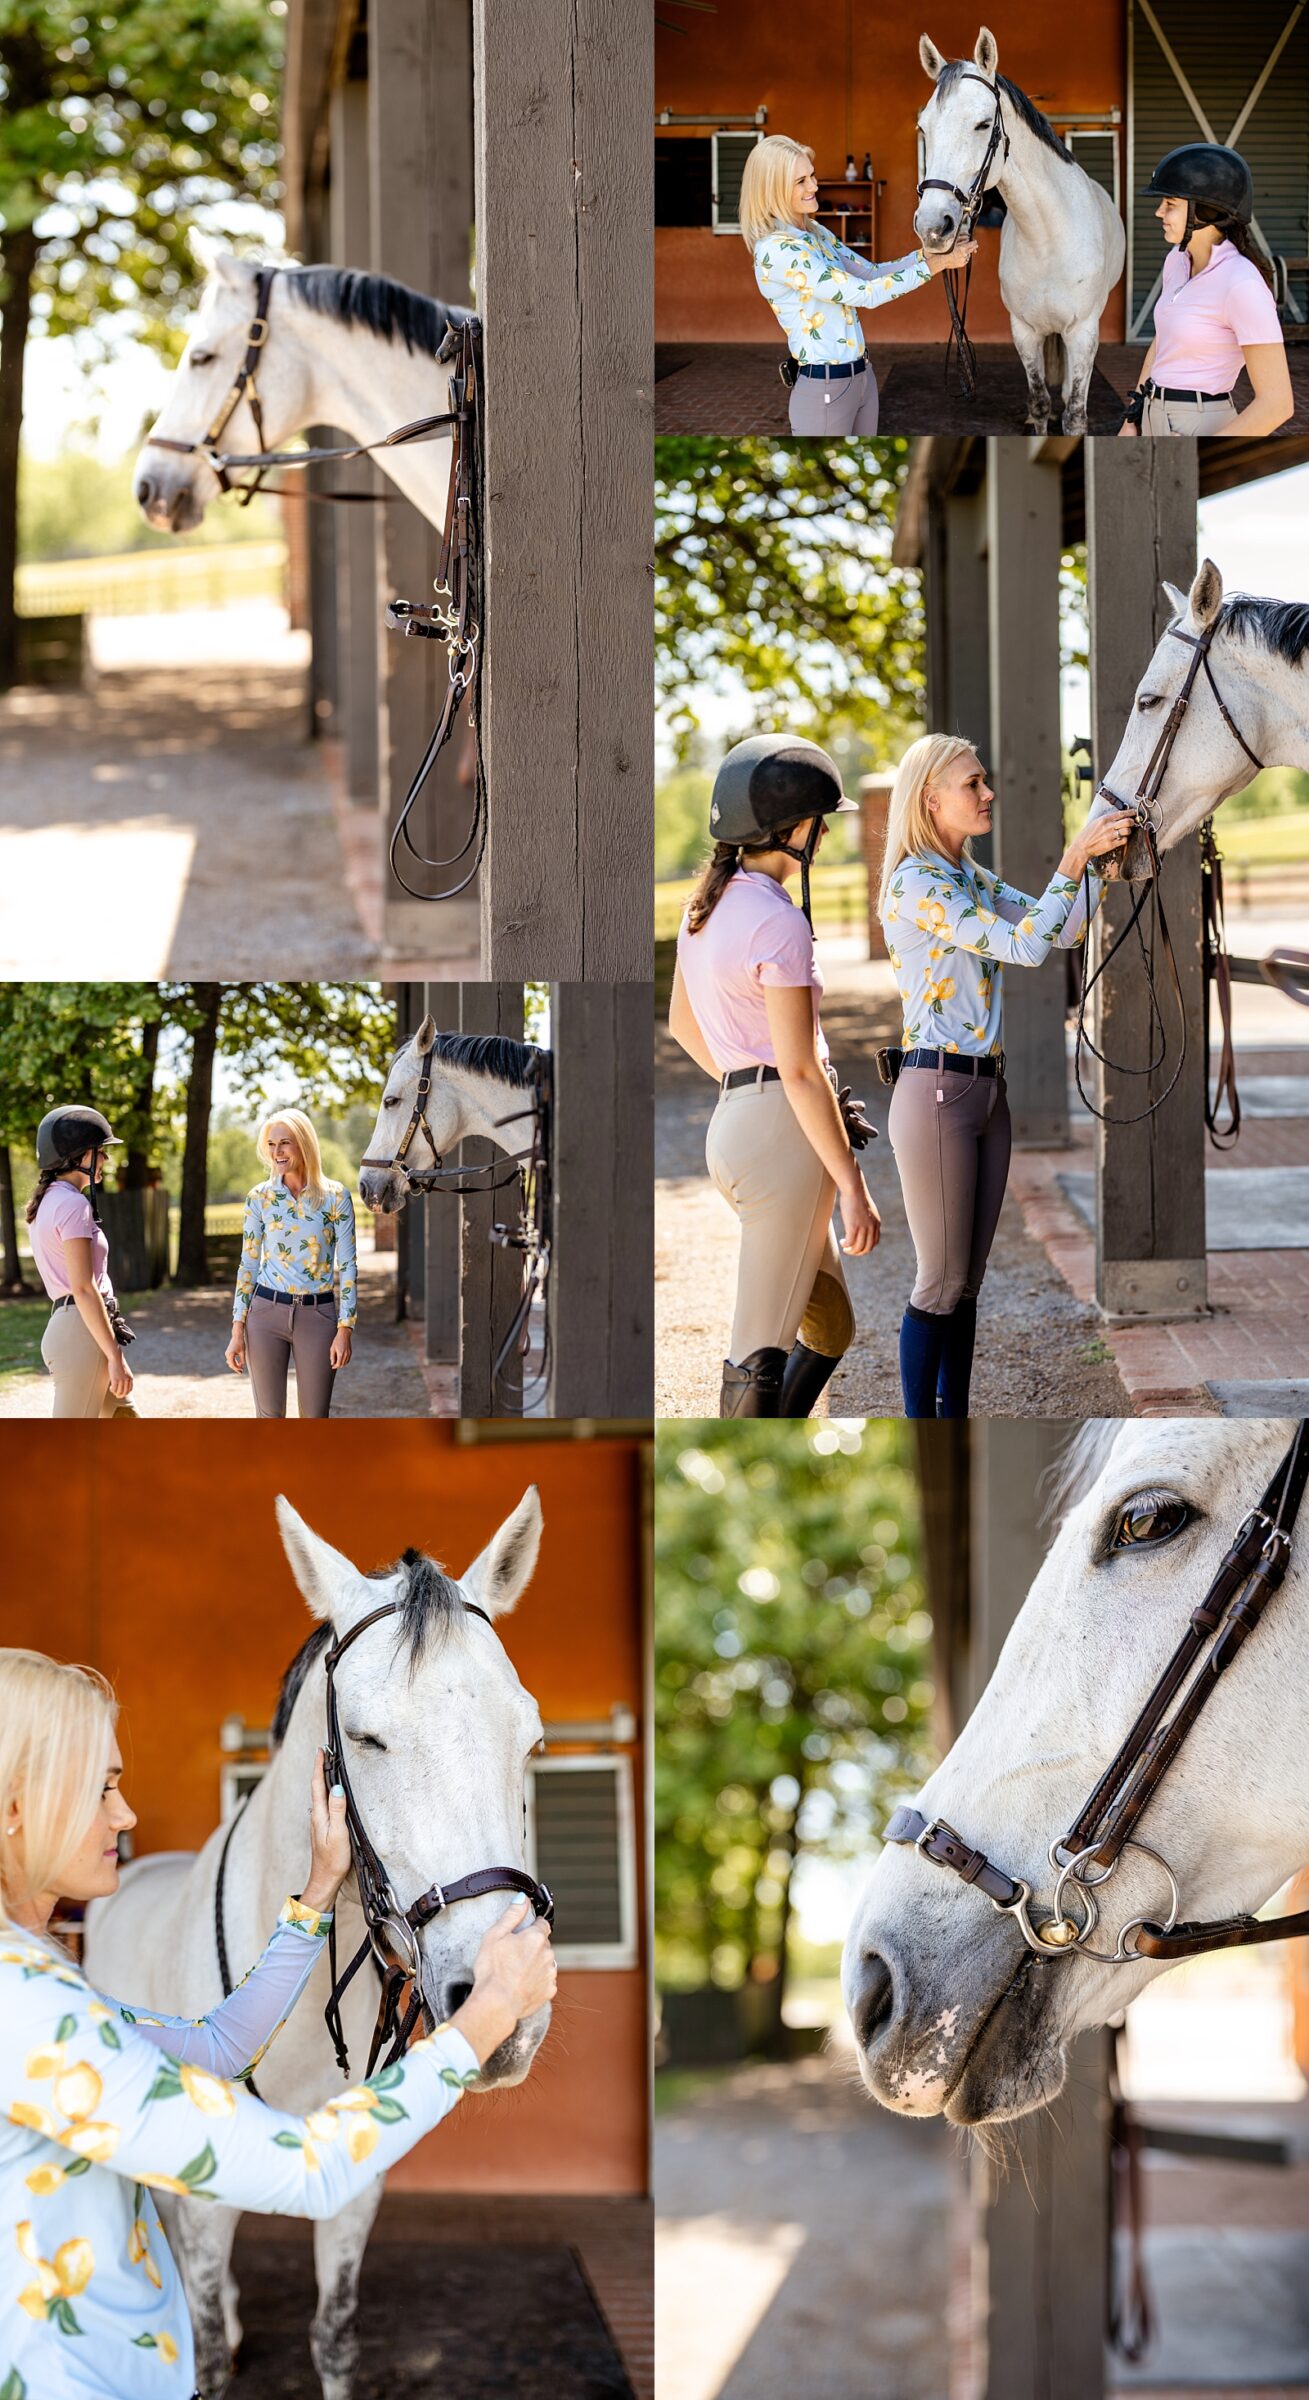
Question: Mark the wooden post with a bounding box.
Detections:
[299,184,339,746]
[456,984,524,1416]
[548,982,653,1417]
[924,482,993,873]
[328,71,380,802]
[987,440,1068,1148]
[369,0,478,965]
[472,0,653,978]
[1086,443,1204,1320]
[422,978,461,1364]
[968,1422,1112,2400]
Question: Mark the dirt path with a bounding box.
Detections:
[656,959,1130,1420]
[0,1252,429,1419]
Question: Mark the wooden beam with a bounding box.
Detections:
[472,0,653,978]
[457,984,524,1416]
[548,983,654,1416]
[422,979,461,1364]
[327,73,380,802]
[987,440,1068,1147]
[1086,443,1205,1320]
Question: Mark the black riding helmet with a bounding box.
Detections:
[35,1105,121,1221]
[1144,144,1254,253]
[710,734,858,927]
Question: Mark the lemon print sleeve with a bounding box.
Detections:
[231,1178,357,1324]
[881,853,1084,1058]
[110,1900,331,2082]
[752,227,932,364]
[0,1938,480,2398]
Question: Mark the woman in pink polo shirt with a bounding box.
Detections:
[669,734,881,1418]
[1120,143,1290,437]
[26,1103,136,1418]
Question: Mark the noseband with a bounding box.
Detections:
[917,70,1010,397]
[360,1038,541,1197]
[1074,615,1263,1133]
[322,1598,554,2080]
[887,1420,1309,1964]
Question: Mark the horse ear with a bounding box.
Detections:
[187,228,244,288]
[463,1487,543,1619]
[414,1012,437,1052]
[1189,558,1224,630]
[1161,580,1190,621]
[275,1496,366,1622]
[975,26,999,76]
[919,32,947,80]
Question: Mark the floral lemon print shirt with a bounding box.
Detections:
[882,850,1102,1056]
[233,1177,357,1327]
[0,1924,479,2399]
[752,224,932,364]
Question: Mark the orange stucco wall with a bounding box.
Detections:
[0,1423,650,2197]
[655,0,1126,342]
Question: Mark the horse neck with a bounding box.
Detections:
[441,1060,536,1151]
[992,102,1073,242]
[288,301,457,531]
[1252,648,1309,772]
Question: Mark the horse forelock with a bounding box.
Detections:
[366,1547,469,1668]
[271,1623,331,1748]
[1041,1421,1124,1527]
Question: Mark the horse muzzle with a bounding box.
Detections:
[134,448,213,535]
[914,202,961,251]
[1119,824,1158,883]
[843,1916,1068,2125]
[359,1164,410,1216]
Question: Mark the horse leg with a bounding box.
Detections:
[1009,314,1052,434]
[166,2196,243,2398]
[1059,321,1100,436]
[310,2178,385,2400]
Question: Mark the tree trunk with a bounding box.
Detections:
[123,1017,161,1189]
[763,1805,801,2051]
[173,986,221,1286]
[0,1145,23,1292]
[0,225,38,695]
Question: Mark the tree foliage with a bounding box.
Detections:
[655,1420,933,2017]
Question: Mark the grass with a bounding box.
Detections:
[654,862,870,944]
[0,1291,149,1385]
[1215,814,1309,867]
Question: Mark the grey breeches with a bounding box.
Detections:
[788,366,880,435]
[245,1294,338,1418]
[705,1077,855,1362]
[888,1068,1012,1315]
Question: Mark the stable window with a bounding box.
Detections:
[712,130,763,234]
[528,1753,638,1969]
[657,136,713,227]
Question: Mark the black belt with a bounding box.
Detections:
[902,1048,1005,1079]
[1146,382,1232,406]
[253,1283,335,1308]
[796,355,867,380]
[721,1065,781,1091]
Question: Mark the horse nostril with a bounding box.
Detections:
[442,1979,475,2022]
[135,478,152,507]
[853,1953,896,2052]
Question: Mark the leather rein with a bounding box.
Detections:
[1074,615,1262,1139]
[917,69,1009,399]
[148,264,486,902]
[886,1419,1309,1966]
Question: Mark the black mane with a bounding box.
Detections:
[935,61,1073,165]
[283,264,473,357]
[396,1030,545,1088]
[270,1553,471,1745]
[271,1623,330,1747]
[1221,593,1309,667]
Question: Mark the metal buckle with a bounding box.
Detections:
[246,317,270,350]
[914,1816,960,1860]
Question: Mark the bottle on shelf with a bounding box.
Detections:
[844,153,857,182]
[862,150,873,180]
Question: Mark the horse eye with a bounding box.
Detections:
[189,350,215,368]
[382,1094,400,1109]
[352,1733,387,1753]
[974,118,990,130]
[1109,1492,1192,1551]
[1137,693,1163,713]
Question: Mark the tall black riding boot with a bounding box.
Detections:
[719,1346,786,1418]
[780,1341,842,1418]
[936,1297,978,1420]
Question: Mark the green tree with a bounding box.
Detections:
[0,0,282,685]
[654,766,713,881]
[655,1420,933,2041]
[0,981,164,1286]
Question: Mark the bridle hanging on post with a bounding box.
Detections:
[886,1419,1309,1966]
[917,71,1009,399]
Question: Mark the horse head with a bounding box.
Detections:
[276,1489,552,2089]
[134,235,311,534]
[358,1013,540,1215]
[843,1420,1309,2124]
[915,28,1002,251]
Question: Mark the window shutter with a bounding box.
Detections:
[712,130,762,234]
[529,1756,637,1968]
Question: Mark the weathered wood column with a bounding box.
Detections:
[369,0,477,965]
[548,982,653,1416]
[987,439,1068,1147]
[922,476,993,877]
[968,1421,1112,2400]
[457,983,524,1416]
[1086,443,1204,1320]
[472,0,653,978]
[421,978,461,1366]
[328,69,380,802]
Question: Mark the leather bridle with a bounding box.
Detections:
[1074,614,1263,1136]
[917,70,1009,398]
[321,1598,553,2080]
[886,1420,1309,1965]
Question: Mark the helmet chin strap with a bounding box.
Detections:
[83,1148,102,1221]
[774,821,823,929]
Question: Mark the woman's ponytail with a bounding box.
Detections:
[1195,206,1274,288]
[25,1167,64,1227]
[685,843,742,935]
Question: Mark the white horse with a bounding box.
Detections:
[916,28,1125,435]
[1093,560,1309,881]
[843,1420,1308,2125]
[135,232,467,536]
[359,1012,546,1217]
[84,1489,550,2400]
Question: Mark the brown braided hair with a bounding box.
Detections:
[1193,205,1274,288]
[25,1166,74,1226]
[684,824,810,935]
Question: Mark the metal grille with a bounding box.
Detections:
[529,1755,637,1968]
[712,130,762,234]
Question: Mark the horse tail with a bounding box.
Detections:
[1043,332,1066,392]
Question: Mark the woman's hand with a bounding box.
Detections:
[107,1345,134,1401]
[329,1326,353,1372]
[225,1325,247,1375]
[300,1749,351,1914]
[452,1899,558,2063]
[1117,417,1139,438]
[922,238,978,278]
[837,1168,881,1257]
[1060,808,1138,881]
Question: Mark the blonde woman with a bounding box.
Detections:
[224,1111,357,1418]
[0,1649,555,2400]
[740,134,976,435]
[27,1106,136,1419]
[878,738,1133,1419]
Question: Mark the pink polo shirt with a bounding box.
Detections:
[677,868,829,1072]
[29,1180,113,1303]
[1153,241,1282,391]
